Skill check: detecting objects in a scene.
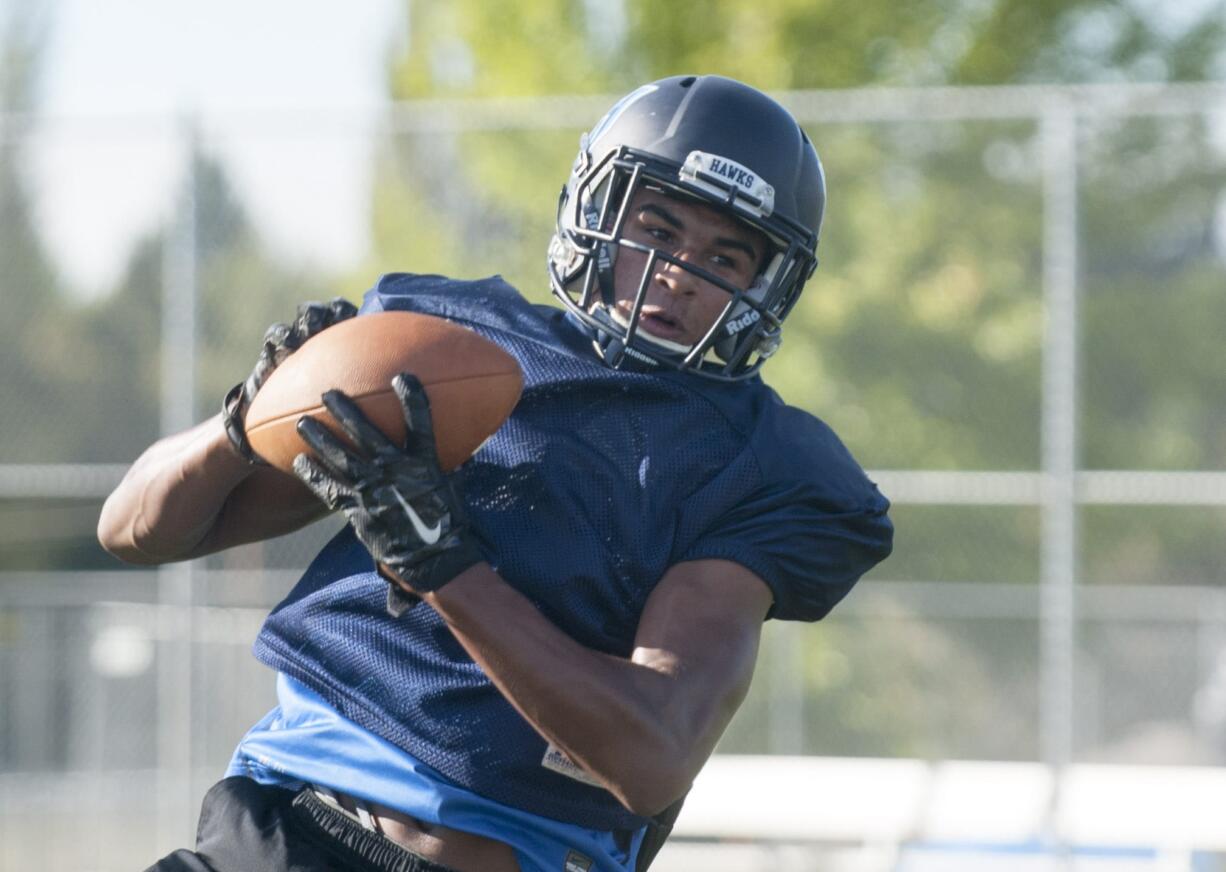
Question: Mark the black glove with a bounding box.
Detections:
[292,373,484,616]
[222,298,358,463]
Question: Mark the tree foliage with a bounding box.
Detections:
[0,9,335,566]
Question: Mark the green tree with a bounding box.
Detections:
[0,4,69,461]
[16,144,342,467]
[0,133,338,567]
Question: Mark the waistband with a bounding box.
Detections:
[291,786,459,872]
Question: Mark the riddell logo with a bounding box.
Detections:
[725,308,761,335]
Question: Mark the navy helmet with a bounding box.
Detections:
[548,75,826,380]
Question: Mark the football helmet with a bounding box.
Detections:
[548,75,825,380]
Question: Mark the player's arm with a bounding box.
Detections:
[292,377,769,815]
[97,415,327,564]
[425,559,769,817]
[98,299,355,564]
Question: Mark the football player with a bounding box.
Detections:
[99,75,892,872]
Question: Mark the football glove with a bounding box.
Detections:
[222,298,358,463]
[292,373,484,616]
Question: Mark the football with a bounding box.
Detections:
[244,311,523,473]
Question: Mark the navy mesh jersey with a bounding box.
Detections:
[254,273,893,831]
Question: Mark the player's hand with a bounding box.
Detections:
[222,298,358,463]
[291,373,484,616]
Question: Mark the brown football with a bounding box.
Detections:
[244,311,523,473]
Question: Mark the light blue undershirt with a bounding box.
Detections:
[225,673,644,872]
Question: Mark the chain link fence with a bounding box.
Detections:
[1,82,1225,870]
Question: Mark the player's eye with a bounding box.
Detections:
[709,252,744,274]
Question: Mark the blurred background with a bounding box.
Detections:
[2,0,1225,869]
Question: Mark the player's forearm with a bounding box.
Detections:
[423,564,700,816]
[97,415,256,563]
[99,415,329,563]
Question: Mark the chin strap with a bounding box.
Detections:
[592,333,662,373]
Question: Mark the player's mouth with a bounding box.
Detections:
[630,306,687,342]
[608,302,695,353]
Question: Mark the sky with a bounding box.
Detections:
[26,0,403,296]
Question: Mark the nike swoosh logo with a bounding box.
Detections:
[390,487,443,545]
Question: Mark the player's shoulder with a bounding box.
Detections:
[676,380,890,623]
[361,272,525,314]
[742,383,885,511]
[359,272,569,345]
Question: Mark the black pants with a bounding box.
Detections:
[145,776,459,872]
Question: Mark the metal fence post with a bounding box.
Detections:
[155,120,200,855]
[1039,98,1080,849]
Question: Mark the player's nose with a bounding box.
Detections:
[652,252,701,297]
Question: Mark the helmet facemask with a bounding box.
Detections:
[549,145,817,381]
